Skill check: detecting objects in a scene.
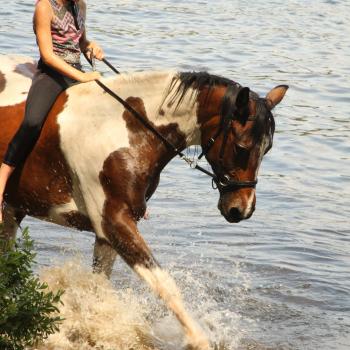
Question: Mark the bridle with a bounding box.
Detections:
[85,56,259,193]
[197,85,258,193]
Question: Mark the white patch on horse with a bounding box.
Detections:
[110,71,201,146]
[255,134,270,177]
[244,189,256,217]
[57,71,204,239]
[0,55,36,107]
[57,81,130,239]
[157,79,201,146]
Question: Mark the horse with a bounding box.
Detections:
[0,54,288,348]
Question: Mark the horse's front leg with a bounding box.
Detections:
[93,237,118,278]
[102,204,210,349]
[0,204,26,253]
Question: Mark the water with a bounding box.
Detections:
[1,1,350,349]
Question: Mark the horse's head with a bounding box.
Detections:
[200,84,288,223]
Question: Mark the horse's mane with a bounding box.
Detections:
[166,71,241,109]
[104,70,241,109]
[165,71,274,144]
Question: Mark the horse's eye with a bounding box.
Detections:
[235,143,250,153]
[234,143,250,160]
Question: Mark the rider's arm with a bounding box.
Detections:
[80,31,105,61]
[34,0,100,82]
[79,1,104,60]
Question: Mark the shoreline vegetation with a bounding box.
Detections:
[0,228,64,350]
[0,228,156,350]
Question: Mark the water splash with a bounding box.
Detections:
[34,260,154,350]
[135,264,210,349]
[32,260,246,350]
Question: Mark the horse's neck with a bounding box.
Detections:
[59,71,203,181]
[99,71,202,147]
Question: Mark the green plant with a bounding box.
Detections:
[0,227,64,350]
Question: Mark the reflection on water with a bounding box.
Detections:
[1,0,350,349]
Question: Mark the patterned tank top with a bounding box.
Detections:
[34,0,85,65]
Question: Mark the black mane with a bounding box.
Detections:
[166,71,241,108]
[178,71,239,90]
[164,71,274,146]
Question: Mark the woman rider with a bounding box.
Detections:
[0,0,103,224]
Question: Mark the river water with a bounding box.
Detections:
[0,1,349,349]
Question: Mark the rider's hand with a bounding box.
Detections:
[85,41,104,61]
[79,71,101,82]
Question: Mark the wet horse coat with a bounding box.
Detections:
[0,54,287,348]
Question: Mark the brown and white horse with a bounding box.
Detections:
[0,54,288,348]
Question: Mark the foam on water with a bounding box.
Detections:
[135,265,210,349]
[31,260,245,350]
[34,260,153,350]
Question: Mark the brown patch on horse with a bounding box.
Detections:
[197,85,257,124]
[0,102,26,158]
[99,96,185,266]
[62,211,93,232]
[196,86,226,125]
[14,62,37,80]
[0,71,6,94]
[3,93,74,217]
[100,96,186,219]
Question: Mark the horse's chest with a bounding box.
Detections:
[56,87,138,234]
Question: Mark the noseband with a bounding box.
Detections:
[198,85,258,193]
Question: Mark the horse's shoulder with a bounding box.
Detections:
[0,55,37,107]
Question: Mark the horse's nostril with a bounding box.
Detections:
[229,207,242,221]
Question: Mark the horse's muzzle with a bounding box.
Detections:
[223,206,254,223]
[218,191,256,223]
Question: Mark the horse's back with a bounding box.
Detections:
[0,56,76,220]
[0,64,174,232]
[0,54,36,107]
[0,55,36,160]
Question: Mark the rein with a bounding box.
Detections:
[85,53,215,179]
[85,54,257,192]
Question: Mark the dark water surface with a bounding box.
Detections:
[1,1,349,349]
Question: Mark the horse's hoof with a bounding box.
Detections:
[186,332,211,350]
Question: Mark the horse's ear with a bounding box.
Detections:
[266,85,289,110]
[236,87,250,109]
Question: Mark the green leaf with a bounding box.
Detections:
[0,229,64,348]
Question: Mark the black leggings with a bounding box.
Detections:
[3,60,81,167]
